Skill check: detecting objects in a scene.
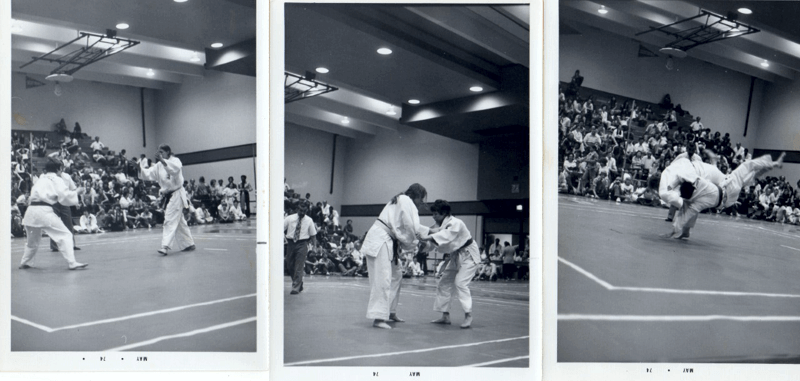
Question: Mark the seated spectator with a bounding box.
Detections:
[218,199,235,223]
[105,204,126,231]
[194,204,214,224]
[231,200,247,221]
[610,177,635,203]
[75,210,103,234]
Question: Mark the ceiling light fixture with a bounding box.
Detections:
[146,68,155,77]
[190,52,201,62]
[174,0,189,2]
[116,23,129,30]
[761,60,769,68]
[341,117,350,125]
[211,42,223,48]
[377,48,393,55]
[315,67,329,74]
[386,106,397,116]
[408,99,420,105]
[738,8,752,15]
[11,19,21,33]
[470,86,483,92]
[598,5,608,14]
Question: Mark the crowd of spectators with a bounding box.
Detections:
[11,119,254,238]
[558,77,800,223]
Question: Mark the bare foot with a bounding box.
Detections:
[776,152,786,168]
[373,320,392,329]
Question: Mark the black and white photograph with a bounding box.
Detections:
[548,0,800,375]
[273,2,536,375]
[3,0,265,372]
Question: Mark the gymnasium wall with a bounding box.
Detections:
[284,123,347,211]
[560,25,764,150]
[477,137,530,200]
[152,70,256,154]
[752,78,800,184]
[10,72,158,159]
[339,124,480,205]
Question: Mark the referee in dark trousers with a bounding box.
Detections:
[284,204,317,295]
[49,162,79,252]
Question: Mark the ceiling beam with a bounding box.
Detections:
[12,59,168,90]
[286,101,379,136]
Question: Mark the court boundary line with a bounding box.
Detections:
[559,314,800,322]
[104,316,257,351]
[559,256,800,298]
[12,293,257,333]
[324,283,530,307]
[284,335,529,366]
[460,355,530,367]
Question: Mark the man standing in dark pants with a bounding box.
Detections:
[284,205,317,295]
[49,164,79,252]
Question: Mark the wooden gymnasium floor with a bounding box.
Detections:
[10,220,257,352]
[283,272,530,367]
[558,194,800,363]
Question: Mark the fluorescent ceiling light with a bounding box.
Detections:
[315,67,329,74]
[116,23,129,30]
[598,5,608,14]
[174,0,189,2]
[211,42,223,48]
[408,99,420,105]
[470,86,483,92]
[738,8,752,15]
[377,48,393,55]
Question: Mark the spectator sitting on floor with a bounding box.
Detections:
[194,204,214,224]
[75,209,103,234]
[230,200,247,221]
[218,199,234,223]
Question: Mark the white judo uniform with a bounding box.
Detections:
[429,215,481,315]
[361,195,423,320]
[75,214,101,233]
[139,156,194,251]
[658,153,724,210]
[672,154,783,237]
[21,172,85,269]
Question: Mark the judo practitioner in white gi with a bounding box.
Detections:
[660,148,724,221]
[139,144,195,255]
[669,152,785,238]
[20,160,88,270]
[361,183,427,329]
[425,200,481,329]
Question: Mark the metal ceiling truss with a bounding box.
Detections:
[284,71,338,103]
[636,9,759,53]
[19,30,140,76]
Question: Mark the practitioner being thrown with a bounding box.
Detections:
[19,159,88,270]
[361,183,427,329]
[139,144,195,255]
[423,200,481,329]
[666,151,785,239]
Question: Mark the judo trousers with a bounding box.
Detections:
[434,248,479,314]
[365,242,403,320]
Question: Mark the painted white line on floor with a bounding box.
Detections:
[781,245,800,252]
[559,314,800,322]
[461,355,530,367]
[557,257,614,290]
[105,317,256,351]
[11,315,54,332]
[329,283,530,307]
[560,256,800,299]
[285,336,529,366]
[204,248,228,251]
[48,293,257,332]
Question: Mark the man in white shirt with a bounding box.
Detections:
[284,204,317,295]
[90,136,105,155]
[690,116,703,132]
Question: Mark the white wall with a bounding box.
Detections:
[284,123,346,211]
[340,124,480,205]
[153,70,256,153]
[10,72,158,159]
[560,25,763,150]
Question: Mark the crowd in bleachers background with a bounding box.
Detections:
[284,180,530,281]
[11,118,253,238]
[558,71,800,223]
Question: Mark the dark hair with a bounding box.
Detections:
[430,199,451,216]
[44,158,62,173]
[391,183,427,205]
[158,144,172,154]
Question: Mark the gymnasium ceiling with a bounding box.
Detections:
[11,0,256,90]
[284,4,531,143]
[561,1,800,83]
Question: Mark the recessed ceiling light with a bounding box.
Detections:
[738,8,752,15]
[174,0,188,2]
[116,23,129,30]
[408,99,420,105]
[598,5,608,14]
[761,60,769,68]
[146,68,155,77]
[315,67,329,74]
[470,86,483,92]
[341,117,350,125]
[386,106,397,116]
[189,52,201,62]
[377,48,393,55]
[211,42,223,48]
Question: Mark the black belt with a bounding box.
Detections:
[456,238,474,253]
[160,188,179,210]
[377,219,400,264]
[29,201,57,214]
[713,184,724,209]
